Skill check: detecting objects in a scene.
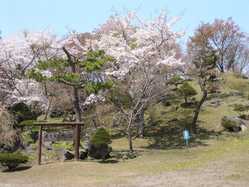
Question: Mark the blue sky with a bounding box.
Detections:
[1,0,249,41]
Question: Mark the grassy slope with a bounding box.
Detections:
[1,73,249,186]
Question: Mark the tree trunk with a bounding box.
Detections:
[72,78,81,160]
[192,90,207,134]
[92,113,98,129]
[63,47,82,160]
[128,128,133,152]
[136,109,145,138]
[127,115,134,152]
[219,56,225,73]
[184,97,188,104]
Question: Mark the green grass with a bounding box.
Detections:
[2,73,249,186]
[1,134,249,186]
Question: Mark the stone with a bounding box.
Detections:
[241,124,248,132]
[88,144,112,160]
[239,114,249,120]
[208,99,221,107]
[79,150,88,160]
[44,141,53,150]
[64,151,74,160]
[43,131,73,142]
[221,116,245,132]
[122,155,128,160]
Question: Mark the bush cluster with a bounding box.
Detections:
[0,152,29,170]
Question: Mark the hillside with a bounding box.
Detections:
[1,73,249,186]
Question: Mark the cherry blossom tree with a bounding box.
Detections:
[98,12,184,151]
[0,31,58,109]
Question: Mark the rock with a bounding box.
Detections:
[49,108,64,118]
[208,99,221,107]
[229,91,243,97]
[88,144,112,160]
[239,114,249,120]
[43,131,73,142]
[241,124,248,132]
[64,151,74,160]
[30,131,39,142]
[79,150,88,160]
[44,141,53,150]
[221,116,245,132]
[122,155,128,160]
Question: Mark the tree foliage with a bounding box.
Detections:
[178,82,197,104]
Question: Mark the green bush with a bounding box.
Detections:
[109,86,133,109]
[53,141,74,151]
[91,128,111,145]
[178,82,197,104]
[9,103,38,124]
[233,104,249,112]
[0,152,29,170]
[19,120,36,127]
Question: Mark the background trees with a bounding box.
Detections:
[1,11,249,154]
[189,18,247,73]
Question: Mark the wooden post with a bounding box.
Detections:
[74,124,81,160]
[38,125,43,165]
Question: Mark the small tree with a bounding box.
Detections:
[88,128,112,160]
[188,46,218,133]
[178,82,197,104]
[169,75,184,89]
[28,37,114,159]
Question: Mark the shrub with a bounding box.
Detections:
[233,104,249,112]
[19,120,36,127]
[89,128,112,160]
[178,82,197,104]
[91,128,111,146]
[53,142,74,151]
[9,103,38,124]
[0,152,28,170]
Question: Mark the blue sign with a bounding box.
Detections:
[183,129,190,146]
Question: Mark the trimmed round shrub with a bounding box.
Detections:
[9,102,41,124]
[91,128,111,145]
[88,128,112,160]
[0,152,29,170]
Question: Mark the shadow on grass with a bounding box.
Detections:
[98,159,119,164]
[144,116,222,150]
[2,166,32,173]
